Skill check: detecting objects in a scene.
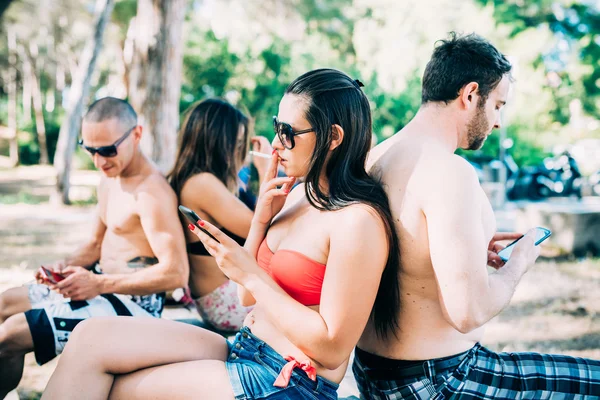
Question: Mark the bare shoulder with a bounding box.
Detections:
[136,171,178,207]
[182,171,223,190]
[97,175,111,198]
[96,175,111,218]
[180,172,231,199]
[367,135,403,175]
[98,174,109,189]
[330,203,386,239]
[367,135,398,171]
[419,153,481,211]
[408,144,477,184]
[179,172,231,210]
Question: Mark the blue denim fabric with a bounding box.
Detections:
[226,327,339,399]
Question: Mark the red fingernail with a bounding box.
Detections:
[188,223,194,231]
[199,220,205,226]
[284,189,290,194]
[272,149,277,155]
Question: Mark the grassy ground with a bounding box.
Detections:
[1,166,599,398]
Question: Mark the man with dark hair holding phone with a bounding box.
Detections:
[357,33,600,399]
[0,97,189,398]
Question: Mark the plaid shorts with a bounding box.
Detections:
[353,343,600,399]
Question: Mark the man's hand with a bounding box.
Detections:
[35,261,66,284]
[487,232,523,270]
[509,229,541,272]
[53,266,103,301]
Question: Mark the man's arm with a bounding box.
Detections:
[59,208,106,269]
[97,176,189,295]
[39,206,105,284]
[48,175,110,274]
[423,156,538,333]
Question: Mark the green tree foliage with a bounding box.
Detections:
[479,0,600,125]
[5,0,599,170]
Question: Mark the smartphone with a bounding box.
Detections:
[39,266,65,284]
[178,205,220,243]
[497,227,552,262]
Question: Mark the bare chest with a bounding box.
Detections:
[100,186,142,235]
[267,206,330,264]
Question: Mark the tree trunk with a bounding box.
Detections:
[53,0,115,204]
[127,0,185,173]
[21,45,32,124]
[30,60,49,164]
[6,29,19,166]
[18,45,49,165]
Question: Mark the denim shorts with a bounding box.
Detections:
[225,326,339,399]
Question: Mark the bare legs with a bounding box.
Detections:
[0,287,33,398]
[42,317,231,400]
[109,360,235,400]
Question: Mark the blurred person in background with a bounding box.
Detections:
[168,98,272,332]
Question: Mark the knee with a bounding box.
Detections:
[70,318,105,341]
[64,318,95,353]
[61,318,120,375]
[0,292,10,323]
[0,288,27,323]
[62,318,109,361]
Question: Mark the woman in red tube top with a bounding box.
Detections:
[42,69,402,400]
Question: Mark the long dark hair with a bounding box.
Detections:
[168,98,251,196]
[286,69,401,339]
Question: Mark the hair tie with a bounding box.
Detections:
[354,79,364,88]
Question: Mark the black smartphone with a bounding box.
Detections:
[178,205,220,243]
[497,227,551,262]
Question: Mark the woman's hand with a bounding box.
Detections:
[188,220,261,285]
[253,152,296,225]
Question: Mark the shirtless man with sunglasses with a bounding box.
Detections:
[0,97,188,399]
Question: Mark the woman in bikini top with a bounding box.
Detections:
[42,69,401,400]
[167,98,272,331]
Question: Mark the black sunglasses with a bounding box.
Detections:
[78,126,136,158]
[272,116,314,150]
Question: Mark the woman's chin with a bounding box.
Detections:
[282,167,299,178]
[279,161,307,179]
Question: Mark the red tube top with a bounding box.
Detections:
[256,239,326,306]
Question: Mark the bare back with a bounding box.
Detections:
[359,130,497,360]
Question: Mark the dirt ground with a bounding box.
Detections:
[1,166,599,399]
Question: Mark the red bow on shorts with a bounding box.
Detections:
[273,356,317,388]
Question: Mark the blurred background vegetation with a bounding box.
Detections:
[1,0,600,175]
